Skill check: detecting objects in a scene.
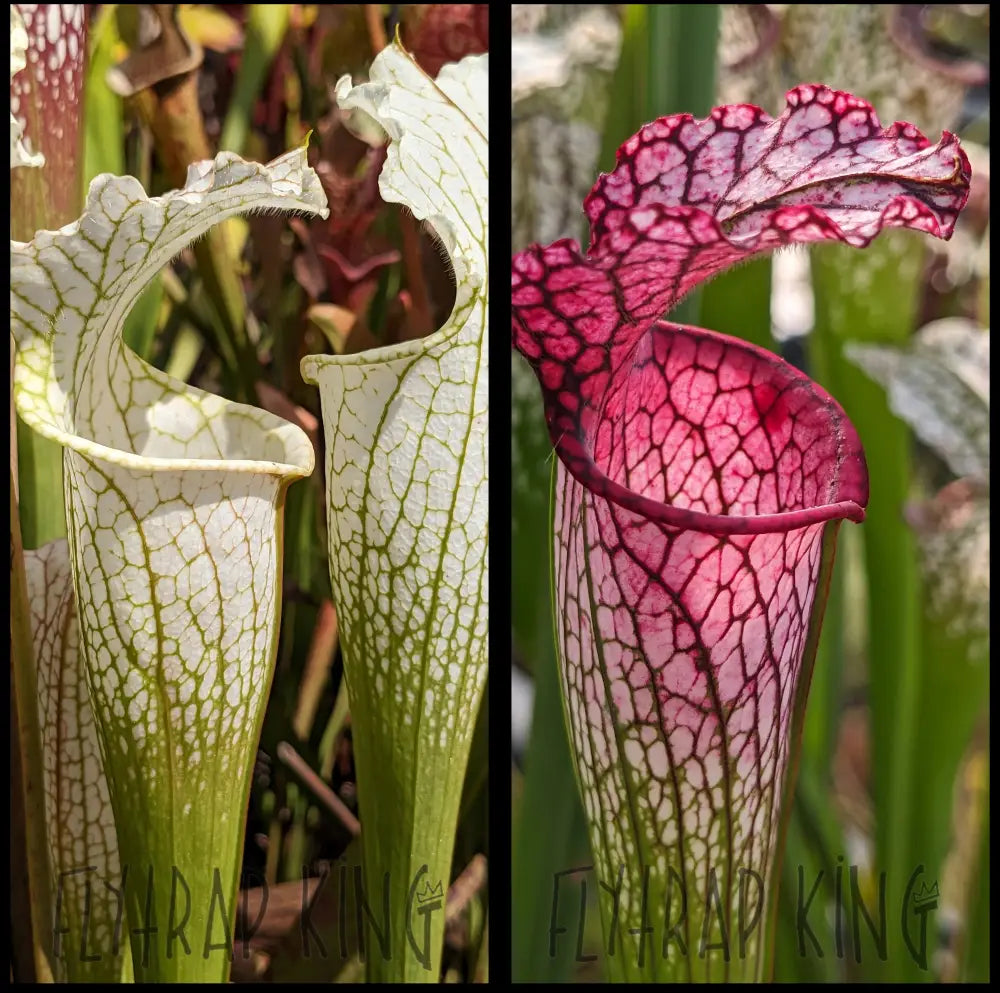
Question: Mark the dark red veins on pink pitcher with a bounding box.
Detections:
[512,83,970,535]
[511,85,970,980]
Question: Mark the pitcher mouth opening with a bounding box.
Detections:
[551,321,869,536]
[17,382,316,480]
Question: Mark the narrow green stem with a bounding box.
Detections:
[811,237,926,979]
[649,3,720,328]
[219,5,291,155]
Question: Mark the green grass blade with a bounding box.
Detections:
[598,5,649,174]
[511,388,589,980]
[599,5,721,331]
[82,3,125,187]
[813,234,987,982]
[771,765,845,981]
[699,258,774,352]
[512,649,590,982]
[122,275,165,363]
[647,5,721,120]
[15,421,66,548]
[810,235,925,980]
[219,5,291,155]
[961,766,989,982]
[650,4,720,327]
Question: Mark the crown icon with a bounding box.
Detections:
[417,880,444,905]
[913,881,940,909]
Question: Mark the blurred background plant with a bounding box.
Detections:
[510,3,989,983]
[10,3,489,983]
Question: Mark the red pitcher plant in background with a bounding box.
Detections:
[512,85,970,982]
